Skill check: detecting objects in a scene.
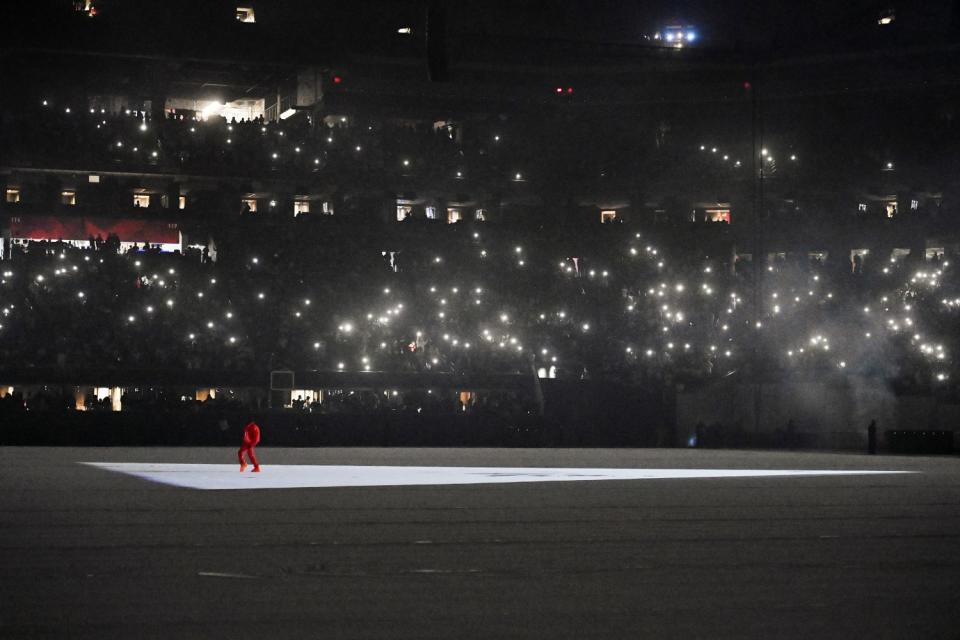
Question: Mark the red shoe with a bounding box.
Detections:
[240,463,248,472]
[251,466,261,473]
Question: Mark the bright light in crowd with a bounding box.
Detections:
[201,102,224,119]
[139,122,147,132]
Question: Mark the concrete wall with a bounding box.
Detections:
[677,376,957,449]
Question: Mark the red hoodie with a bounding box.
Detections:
[242,422,260,446]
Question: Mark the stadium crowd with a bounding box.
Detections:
[1,100,546,188]
[1,215,956,398]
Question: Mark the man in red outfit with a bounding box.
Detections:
[238,421,261,472]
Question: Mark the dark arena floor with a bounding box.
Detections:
[1,447,959,639]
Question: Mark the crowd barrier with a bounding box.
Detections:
[886,430,955,454]
[0,409,552,447]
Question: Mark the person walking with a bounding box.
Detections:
[238,421,261,472]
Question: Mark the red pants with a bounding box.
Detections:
[238,445,259,467]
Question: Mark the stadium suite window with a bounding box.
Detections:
[61,191,76,206]
[242,198,257,213]
[600,210,617,223]
[179,195,186,210]
[133,194,150,208]
[447,208,462,224]
[706,209,731,223]
[75,0,97,16]
[294,200,310,216]
[396,205,412,221]
[236,7,255,23]
[6,188,21,204]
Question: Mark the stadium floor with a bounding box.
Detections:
[1,447,959,639]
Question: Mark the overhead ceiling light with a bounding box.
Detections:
[397,27,412,34]
[279,108,297,120]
